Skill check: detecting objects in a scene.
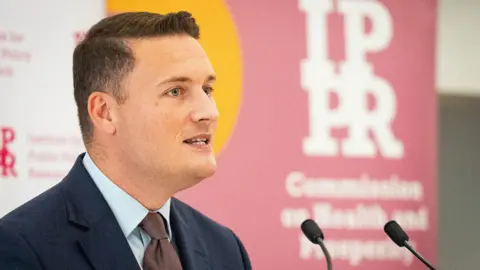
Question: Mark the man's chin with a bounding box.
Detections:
[183,154,216,175]
[176,164,216,191]
[193,163,217,179]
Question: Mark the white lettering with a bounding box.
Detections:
[312,203,387,229]
[281,208,311,228]
[299,235,415,266]
[391,206,429,230]
[300,0,404,158]
[285,171,424,201]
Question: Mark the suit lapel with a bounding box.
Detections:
[61,154,140,270]
[77,216,140,270]
[171,198,211,270]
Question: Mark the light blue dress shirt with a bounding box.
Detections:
[82,153,172,269]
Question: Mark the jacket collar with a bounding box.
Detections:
[171,197,212,270]
[60,153,140,270]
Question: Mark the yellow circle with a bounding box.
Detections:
[106,0,242,156]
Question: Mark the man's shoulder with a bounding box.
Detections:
[0,182,66,235]
[0,155,86,234]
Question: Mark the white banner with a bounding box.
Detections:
[0,0,105,216]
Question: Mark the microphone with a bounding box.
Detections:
[301,219,333,270]
[384,220,436,270]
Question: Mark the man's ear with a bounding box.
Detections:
[87,92,119,136]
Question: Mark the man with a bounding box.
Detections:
[0,11,252,270]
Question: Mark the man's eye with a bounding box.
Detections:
[203,86,214,97]
[167,88,181,96]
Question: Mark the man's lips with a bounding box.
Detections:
[183,133,212,146]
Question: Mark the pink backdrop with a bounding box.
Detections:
[179,0,437,269]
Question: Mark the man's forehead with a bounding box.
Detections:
[128,37,214,83]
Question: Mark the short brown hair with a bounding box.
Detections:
[73,11,200,145]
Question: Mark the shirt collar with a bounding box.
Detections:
[82,152,172,238]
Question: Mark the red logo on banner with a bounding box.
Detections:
[0,127,17,178]
[74,31,86,45]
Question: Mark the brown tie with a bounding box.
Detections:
[139,212,182,270]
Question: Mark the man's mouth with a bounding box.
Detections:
[183,134,211,146]
[183,138,210,145]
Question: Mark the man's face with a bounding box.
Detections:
[115,35,219,190]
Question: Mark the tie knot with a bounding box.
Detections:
[140,212,169,240]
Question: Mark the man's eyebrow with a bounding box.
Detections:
[157,74,216,85]
[206,74,216,82]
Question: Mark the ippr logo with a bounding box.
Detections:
[74,31,86,45]
[0,127,17,178]
[300,0,404,159]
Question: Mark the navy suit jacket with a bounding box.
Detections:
[0,154,252,270]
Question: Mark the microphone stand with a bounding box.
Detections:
[315,237,332,270]
[403,241,436,270]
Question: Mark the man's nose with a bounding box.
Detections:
[190,89,219,123]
